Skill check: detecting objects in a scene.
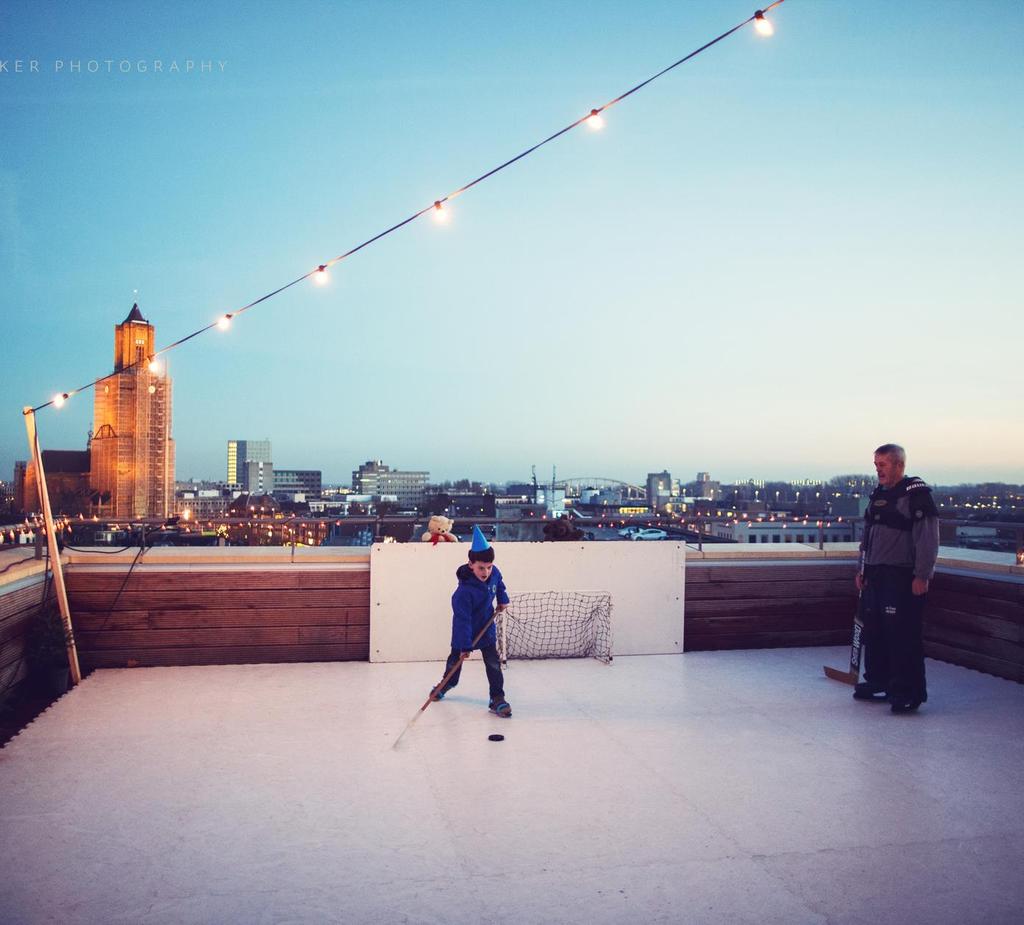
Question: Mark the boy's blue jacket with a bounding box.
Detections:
[451,564,509,650]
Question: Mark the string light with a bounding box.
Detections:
[24,2,786,415]
[754,11,774,36]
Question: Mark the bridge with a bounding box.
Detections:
[553,477,647,499]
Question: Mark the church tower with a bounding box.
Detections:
[90,304,175,518]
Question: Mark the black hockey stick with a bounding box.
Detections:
[824,590,864,685]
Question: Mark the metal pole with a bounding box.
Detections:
[23,408,82,685]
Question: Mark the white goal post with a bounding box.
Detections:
[496,590,613,665]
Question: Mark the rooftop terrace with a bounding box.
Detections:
[2,647,1023,924]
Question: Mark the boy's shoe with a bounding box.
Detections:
[852,683,887,702]
[489,699,512,718]
[430,685,447,701]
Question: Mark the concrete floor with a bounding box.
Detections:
[1,648,1023,925]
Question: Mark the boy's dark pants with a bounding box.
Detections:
[862,564,928,703]
[440,645,505,702]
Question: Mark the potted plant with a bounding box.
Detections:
[27,601,74,696]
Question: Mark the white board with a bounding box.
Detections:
[369,541,685,662]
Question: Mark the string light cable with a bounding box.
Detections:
[91,538,149,638]
[26,2,785,415]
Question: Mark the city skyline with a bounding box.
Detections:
[167,455,1018,492]
[7,410,1023,491]
[3,2,1022,485]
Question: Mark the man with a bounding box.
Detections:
[854,444,939,714]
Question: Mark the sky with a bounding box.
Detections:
[1,0,1021,487]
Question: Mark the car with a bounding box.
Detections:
[617,526,641,537]
[632,528,668,541]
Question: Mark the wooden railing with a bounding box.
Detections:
[683,548,1023,683]
[924,570,1023,683]
[3,545,1019,683]
[684,559,857,651]
[0,553,51,697]
[63,551,370,669]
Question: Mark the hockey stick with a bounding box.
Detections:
[391,609,502,750]
[824,590,864,685]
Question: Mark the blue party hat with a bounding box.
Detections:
[470,525,491,553]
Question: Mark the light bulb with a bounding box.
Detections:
[754,11,774,36]
[433,200,448,223]
[587,109,605,130]
[148,358,161,373]
[217,314,232,330]
[314,264,329,285]
[148,384,156,394]
[53,393,68,408]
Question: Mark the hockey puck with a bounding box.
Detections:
[488,734,505,742]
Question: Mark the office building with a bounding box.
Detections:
[352,460,428,507]
[227,440,273,493]
[273,469,322,500]
[647,470,672,511]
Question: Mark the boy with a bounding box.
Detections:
[431,526,512,717]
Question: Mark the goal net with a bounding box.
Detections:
[497,591,613,664]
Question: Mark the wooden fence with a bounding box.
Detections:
[0,567,50,695]
[684,557,1023,683]
[5,550,1017,683]
[684,560,858,651]
[66,566,370,669]
[924,570,1023,683]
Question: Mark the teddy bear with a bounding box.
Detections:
[422,515,459,545]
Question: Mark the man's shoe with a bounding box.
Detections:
[891,699,922,715]
[853,683,887,702]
